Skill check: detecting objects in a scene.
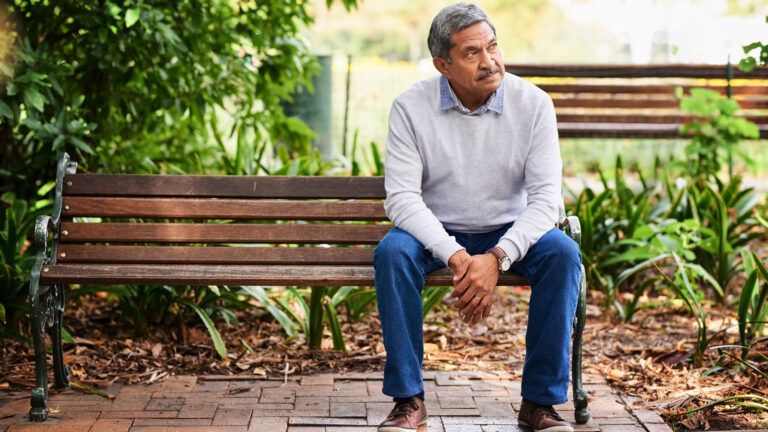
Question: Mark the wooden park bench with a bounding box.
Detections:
[28,153,590,423]
[506,63,768,139]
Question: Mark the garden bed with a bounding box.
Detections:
[1,286,766,430]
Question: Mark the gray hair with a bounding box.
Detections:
[427,3,496,62]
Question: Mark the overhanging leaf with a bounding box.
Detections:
[241,286,297,337]
[125,8,141,28]
[185,302,227,359]
[0,101,13,119]
[23,89,45,112]
[324,302,346,351]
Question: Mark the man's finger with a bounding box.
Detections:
[451,269,473,298]
[481,298,493,320]
[458,285,479,308]
[470,302,484,324]
[462,305,476,323]
[469,304,481,324]
[455,280,479,308]
[451,259,471,286]
[459,294,481,318]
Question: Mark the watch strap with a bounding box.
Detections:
[486,246,506,261]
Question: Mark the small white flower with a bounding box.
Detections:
[675,177,687,190]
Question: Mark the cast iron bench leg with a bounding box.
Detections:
[51,284,71,389]
[28,216,69,421]
[29,276,49,422]
[572,264,590,423]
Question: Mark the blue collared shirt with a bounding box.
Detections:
[439,74,504,116]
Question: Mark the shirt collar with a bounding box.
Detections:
[439,74,504,115]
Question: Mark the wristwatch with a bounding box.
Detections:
[487,246,512,273]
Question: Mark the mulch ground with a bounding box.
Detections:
[1,286,767,430]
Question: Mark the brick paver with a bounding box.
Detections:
[0,373,680,431]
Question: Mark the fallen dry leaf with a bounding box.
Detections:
[151,343,163,358]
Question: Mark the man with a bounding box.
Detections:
[374,3,581,432]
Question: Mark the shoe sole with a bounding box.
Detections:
[518,419,574,432]
[377,416,429,432]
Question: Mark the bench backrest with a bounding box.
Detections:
[43,159,531,287]
[506,64,768,139]
[57,175,389,268]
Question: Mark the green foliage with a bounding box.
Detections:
[739,15,768,71]
[677,88,759,182]
[187,302,227,359]
[607,218,720,362]
[69,282,251,359]
[567,156,666,313]
[249,286,349,351]
[1,0,363,352]
[566,156,765,326]
[252,284,451,351]
[0,187,52,342]
[672,394,768,424]
[422,287,452,321]
[0,1,358,199]
[690,179,763,298]
[739,252,768,360]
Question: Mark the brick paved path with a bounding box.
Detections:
[0,372,672,432]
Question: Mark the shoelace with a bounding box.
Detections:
[386,398,419,419]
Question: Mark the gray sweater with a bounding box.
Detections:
[383,73,563,265]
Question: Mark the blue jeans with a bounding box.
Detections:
[374,224,581,405]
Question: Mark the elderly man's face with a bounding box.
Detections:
[433,21,503,109]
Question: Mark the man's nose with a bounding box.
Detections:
[478,49,494,69]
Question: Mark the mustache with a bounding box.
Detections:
[475,68,500,81]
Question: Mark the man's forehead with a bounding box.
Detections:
[451,22,496,47]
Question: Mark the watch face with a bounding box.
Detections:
[500,258,512,272]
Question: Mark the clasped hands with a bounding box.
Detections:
[447,249,499,324]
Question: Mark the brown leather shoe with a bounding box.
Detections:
[377,397,428,432]
[518,399,574,432]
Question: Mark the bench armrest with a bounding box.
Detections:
[559,215,582,246]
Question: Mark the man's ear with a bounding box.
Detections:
[432,57,450,76]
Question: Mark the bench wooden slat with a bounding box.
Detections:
[62,197,388,220]
[558,123,768,139]
[557,114,768,124]
[64,175,386,199]
[57,245,375,265]
[553,98,768,109]
[41,264,529,287]
[506,64,768,78]
[554,99,678,109]
[539,84,768,95]
[60,222,390,244]
[559,130,677,139]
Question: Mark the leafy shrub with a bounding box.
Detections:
[0,187,52,342]
[1,1,357,201]
[676,88,759,182]
[739,16,768,71]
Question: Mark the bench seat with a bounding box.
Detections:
[42,264,530,286]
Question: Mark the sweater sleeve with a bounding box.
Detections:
[383,99,464,265]
[496,96,563,262]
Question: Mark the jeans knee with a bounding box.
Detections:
[374,229,425,269]
[538,230,581,269]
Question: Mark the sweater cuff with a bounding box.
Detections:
[431,237,465,266]
[497,238,522,263]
